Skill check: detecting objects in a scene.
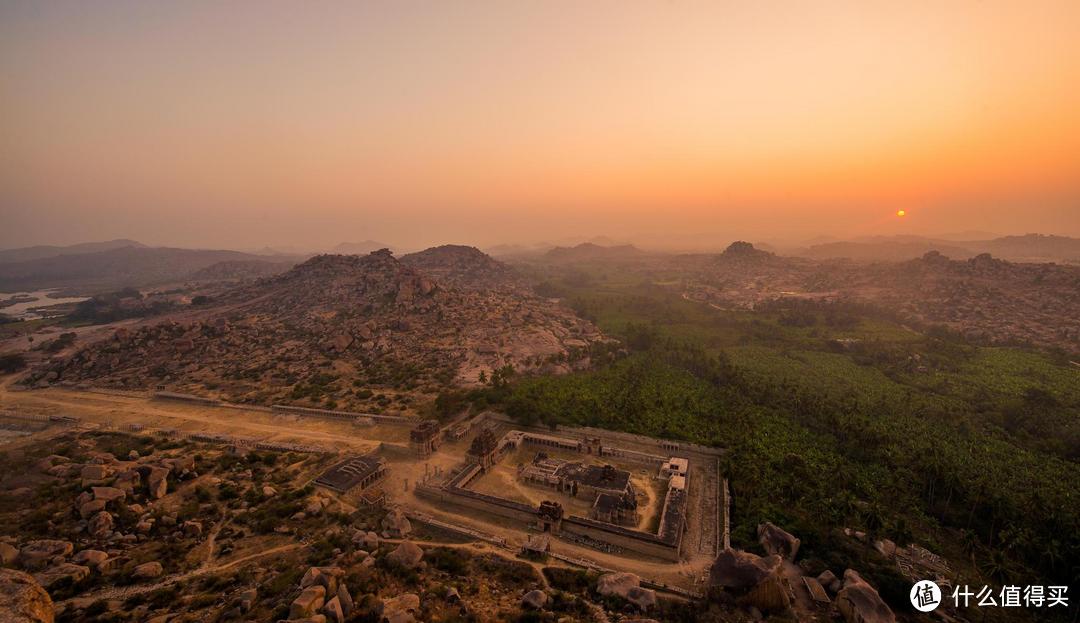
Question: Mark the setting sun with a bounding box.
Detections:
[897,210,907,217]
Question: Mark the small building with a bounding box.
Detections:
[469,428,501,471]
[410,420,441,458]
[660,457,689,479]
[314,455,387,499]
[558,463,635,501]
[446,421,471,441]
[522,534,551,556]
[591,492,637,525]
[520,454,636,502]
[537,500,564,533]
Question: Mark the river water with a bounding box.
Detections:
[0,289,89,320]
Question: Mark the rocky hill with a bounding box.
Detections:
[861,251,1080,346]
[24,249,604,407]
[543,243,645,262]
[684,245,1080,351]
[400,244,521,290]
[188,259,295,282]
[717,240,778,265]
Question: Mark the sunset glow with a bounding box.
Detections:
[2,1,1079,248]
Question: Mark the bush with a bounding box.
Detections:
[0,352,26,374]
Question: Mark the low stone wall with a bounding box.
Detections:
[270,404,411,426]
[414,482,539,525]
[415,480,683,561]
[153,391,221,405]
[562,516,681,562]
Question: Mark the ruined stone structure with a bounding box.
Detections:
[592,492,636,525]
[519,454,637,517]
[468,429,500,472]
[314,455,387,500]
[419,427,691,561]
[409,420,441,458]
[537,500,564,533]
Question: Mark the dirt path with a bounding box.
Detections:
[200,514,231,568]
[57,542,307,606]
[1,387,380,451]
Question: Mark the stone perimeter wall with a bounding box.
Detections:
[414,478,683,561]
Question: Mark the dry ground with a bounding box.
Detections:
[0,382,716,592]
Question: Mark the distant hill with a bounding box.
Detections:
[188,259,296,282]
[543,242,645,262]
[331,240,395,255]
[794,234,1080,264]
[483,243,554,258]
[0,239,145,264]
[801,239,976,262]
[400,244,520,290]
[977,234,1080,263]
[0,246,283,292]
[717,241,778,265]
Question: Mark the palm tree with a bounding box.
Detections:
[1040,539,1062,573]
[862,505,885,548]
[960,529,979,565]
[979,550,1010,583]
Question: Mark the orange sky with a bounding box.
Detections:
[2,1,1079,250]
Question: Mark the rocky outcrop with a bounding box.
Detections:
[0,569,54,623]
[71,550,108,569]
[382,593,420,623]
[740,575,790,613]
[386,542,423,570]
[817,570,842,594]
[17,541,73,571]
[77,499,105,519]
[322,595,345,623]
[381,509,411,539]
[521,589,547,610]
[596,572,640,598]
[301,567,345,596]
[596,573,656,612]
[32,564,89,590]
[290,585,326,619]
[87,511,113,538]
[145,467,169,499]
[757,522,800,560]
[708,548,782,590]
[91,487,125,504]
[835,570,895,623]
[132,561,163,580]
[79,465,111,482]
[0,543,17,567]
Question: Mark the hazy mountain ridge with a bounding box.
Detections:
[187,259,296,282]
[543,242,646,262]
[0,247,301,293]
[0,239,146,264]
[792,233,1080,263]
